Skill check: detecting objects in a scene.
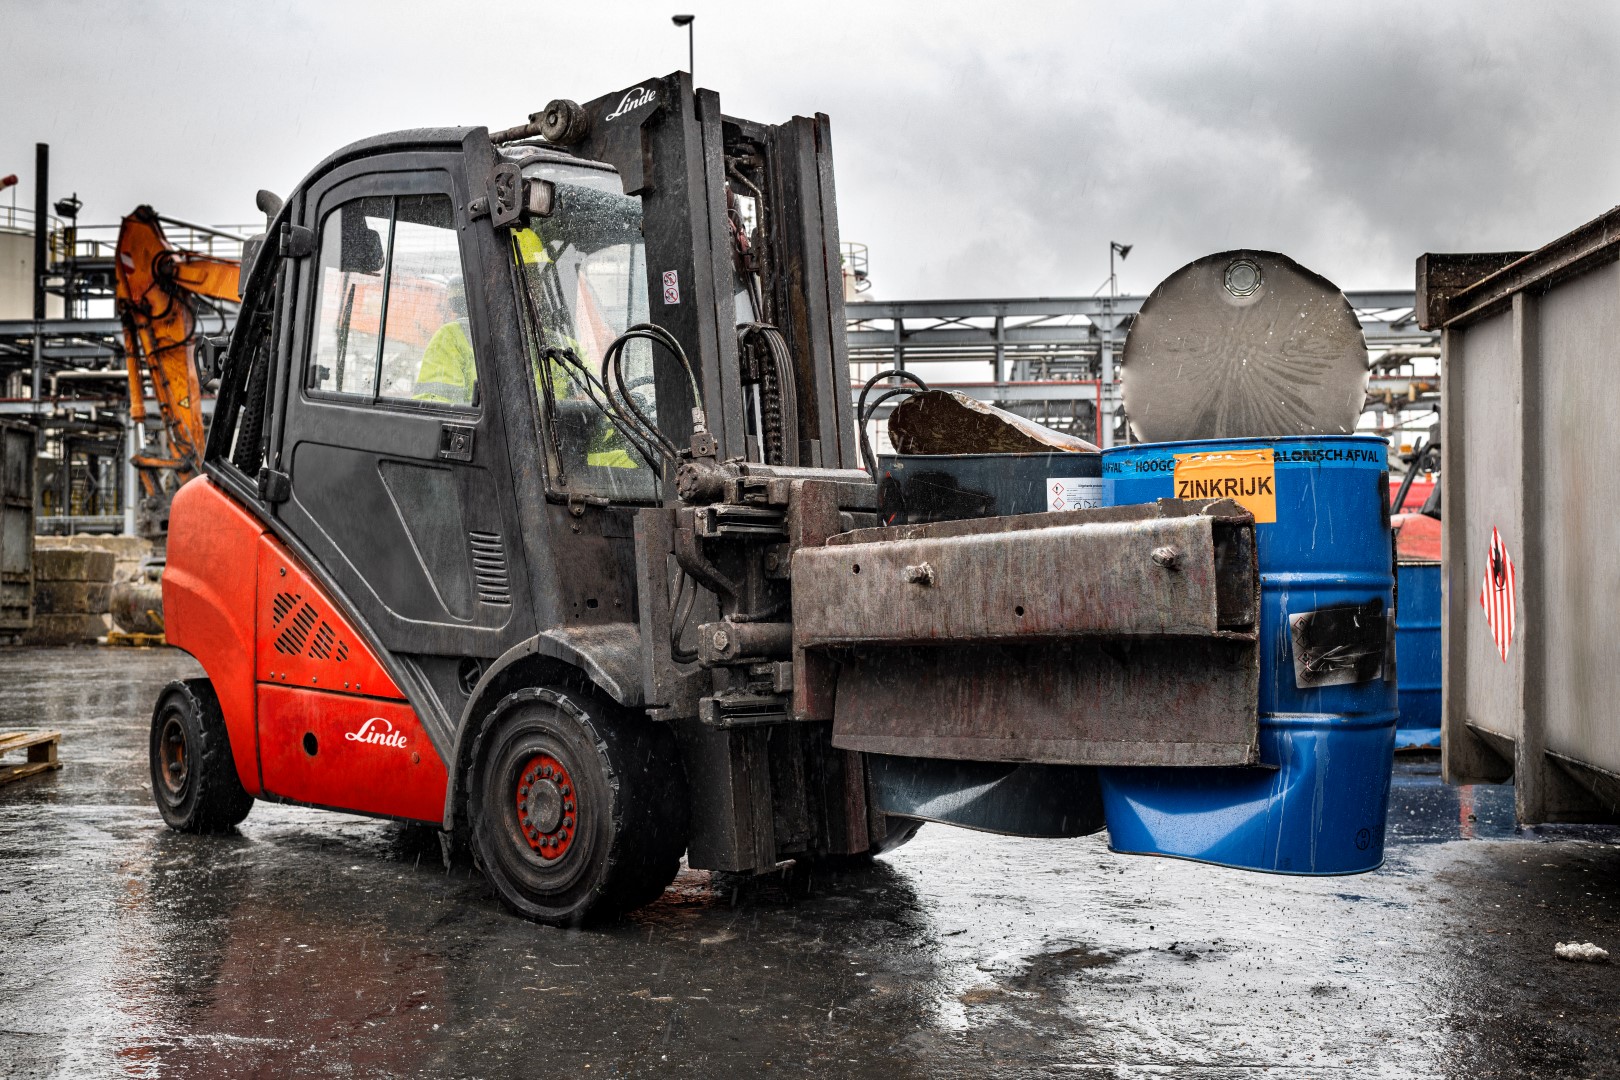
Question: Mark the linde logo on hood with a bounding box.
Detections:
[345,717,408,749]
[605,85,657,121]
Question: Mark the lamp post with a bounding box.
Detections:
[1100,241,1131,447]
[672,15,694,80]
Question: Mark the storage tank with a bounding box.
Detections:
[0,217,63,320]
[1418,206,1620,824]
[0,224,34,320]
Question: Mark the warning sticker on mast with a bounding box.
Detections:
[1479,526,1516,661]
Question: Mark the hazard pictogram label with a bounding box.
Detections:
[1048,476,1107,511]
[1479,526,1516,661]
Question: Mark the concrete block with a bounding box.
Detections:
[16,613,108,645]
[32,580,111,615]
[34,548,117,584]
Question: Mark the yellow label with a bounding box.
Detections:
[1173,449,1277,523]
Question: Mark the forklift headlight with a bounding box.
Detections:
[525,178,556,219]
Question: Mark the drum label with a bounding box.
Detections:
[1173,448,1277,522]
[1288,599,1389,687]
[1048,476,1109,511]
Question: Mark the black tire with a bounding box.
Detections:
[149,679,254,833]
[467,686,688,926]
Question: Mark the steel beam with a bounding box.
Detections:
[0,318,125,338]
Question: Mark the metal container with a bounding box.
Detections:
[876,452,1102,525]
[1418,206,1620,823]
[1097,435,1397,873]
[0,421,36,635]
[1394,561,1442,750]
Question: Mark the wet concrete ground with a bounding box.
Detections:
[2,646,1618,1079]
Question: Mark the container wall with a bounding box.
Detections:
[1536,261,1620,778]
[0,422,37,632]
[1450,310,1524,749]
[1440,241,1620,822]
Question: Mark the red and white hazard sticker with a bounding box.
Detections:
[1479,526,1516,661]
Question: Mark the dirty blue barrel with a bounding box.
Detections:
[1394,561,1442,750]
[877,452,1103,526]
[1098,435,1398,874]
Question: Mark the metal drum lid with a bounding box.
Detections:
[1121,250,1368,442]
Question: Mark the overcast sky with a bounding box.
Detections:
[4,0,1617,299]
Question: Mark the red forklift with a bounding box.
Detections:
[150,74,1264,924]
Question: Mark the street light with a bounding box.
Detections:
[1110,241,1131,297]
[1101,241,1132,449]
[672,14,694,80]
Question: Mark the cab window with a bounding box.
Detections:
[511,162,658,503]
[307,193,476,408]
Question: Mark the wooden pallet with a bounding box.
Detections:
[106,631,168,648]
[0,730,63,785]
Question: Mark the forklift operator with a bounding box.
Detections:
[413,227,637,469]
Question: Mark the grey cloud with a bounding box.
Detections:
[2,0,1615,302]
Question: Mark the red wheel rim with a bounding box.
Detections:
[513,753,578,859]
[159,714,189,796]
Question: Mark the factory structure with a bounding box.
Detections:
[0,151,1440,540]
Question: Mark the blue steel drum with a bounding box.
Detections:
[1394,561,1442,750]
[1098,436,1398,874]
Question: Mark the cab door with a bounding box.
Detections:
[255,154,533,808]
[273,156,526,661]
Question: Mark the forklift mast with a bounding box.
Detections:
[541,74,858,469]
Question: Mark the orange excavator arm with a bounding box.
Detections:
[113,205,240,480]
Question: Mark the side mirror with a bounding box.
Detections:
[200,334,231,388]
[340,213,385,274]
[239,234,264,294]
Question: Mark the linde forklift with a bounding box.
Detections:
[148,72,1283,925]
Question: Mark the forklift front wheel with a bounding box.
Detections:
[148,679,254,833]
[468,686,688,926]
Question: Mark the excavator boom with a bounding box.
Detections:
[113,205,240,482]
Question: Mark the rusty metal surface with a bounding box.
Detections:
[792,499,1261,768]
[1414,251,1528,330]
[888,389,1099,454]
[793,513,1247,647]
[1420,205,1620,330]
[1121,250,1368,442]
[831,639,1260,767]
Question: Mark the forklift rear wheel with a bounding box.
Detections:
[469,686,688,925]
[149,679,254,833]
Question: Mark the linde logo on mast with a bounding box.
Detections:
[345,717,409,749]
[605,85,657,121]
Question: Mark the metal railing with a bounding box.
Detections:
[0,205,254,264]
